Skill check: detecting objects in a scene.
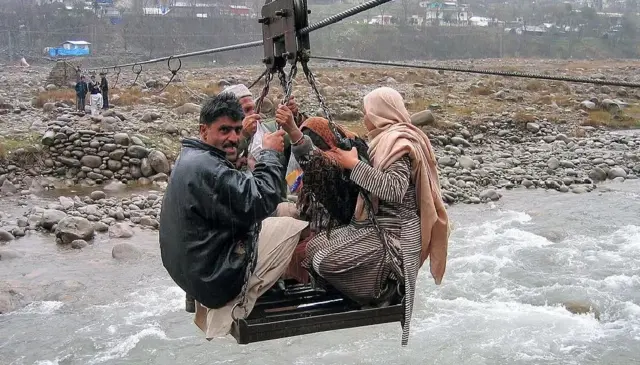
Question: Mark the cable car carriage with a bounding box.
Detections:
[230,280,404,344]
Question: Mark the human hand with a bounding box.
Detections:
[325,147,359,170]
[242,113,263,138]
[262,129,286,153]
[286,96,299,118]
[275,104,297,133]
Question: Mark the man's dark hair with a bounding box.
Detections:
[199,92,245,126]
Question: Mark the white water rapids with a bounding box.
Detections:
[1,180,639,364]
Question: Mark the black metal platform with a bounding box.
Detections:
[230,281,403,344]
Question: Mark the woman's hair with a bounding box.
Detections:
[297,123,369,237]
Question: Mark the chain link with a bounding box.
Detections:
[231,58,304,321]
[231,234,258,321]
[282,62,298,106]
[255,71,273,114]
[300,56,350,148]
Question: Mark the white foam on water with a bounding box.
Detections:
[7,301,64,316]
[122,286,184,324]
[87,326,168,365]
[409,206,640,364]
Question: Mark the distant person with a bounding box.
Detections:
[88,75,103,116]
[74,76,88,112]
[100,72,109,109]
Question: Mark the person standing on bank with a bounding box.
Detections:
[100,72,109,110]
[159,92,308,340]
[74,76,88,112]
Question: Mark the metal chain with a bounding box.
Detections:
[255,71,273,114]
[231,233,258,321]
[282,61,298,106]
[248,68,269,90]
[301,56,350,147]
[301,58,333,123]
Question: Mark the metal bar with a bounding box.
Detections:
[310,55,640,89]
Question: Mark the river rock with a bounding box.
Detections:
[148,150,170,174]
[547,157,560,170]
[93,222,109,232]
[55,217,95,244]
[113,133,130,146]
[479,189,501,201]
[410,110,435,126]
[588,167,607,182]
[80,155,102,168]
[0,229,15,242]
[127,145,149,159]
[607,167,627,179]
[526,122,540,133]
[40,209,67,230]
[90,190,106,201]
[175,102,201,115]
[0,248,22,260]
[112,243,142,261]
[41,130,56,146]
[458,156,476,169]
[108,223,134,238]
[140,158,154,177]
[59,196,75,210]
[0,179,18,195]
[70,239,88,249]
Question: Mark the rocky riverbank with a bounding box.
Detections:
[0,59,639,240]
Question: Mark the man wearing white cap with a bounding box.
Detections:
[223,83,307,201]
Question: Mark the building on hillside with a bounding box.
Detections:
[140,1,255,18]
[368,14,395,25]
[44,40,91,58]
[420,1,471,25]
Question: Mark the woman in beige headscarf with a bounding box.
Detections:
[298,86,450,346]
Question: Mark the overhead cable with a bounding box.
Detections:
[310,56,640,88]
[86,0,392,72]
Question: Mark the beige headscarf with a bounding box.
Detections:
[354,87,450,285]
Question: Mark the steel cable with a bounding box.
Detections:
[310,56,640,88]
[85,0,393,72]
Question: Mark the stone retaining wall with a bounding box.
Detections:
[40,126,172,185]
[46,60,81,88]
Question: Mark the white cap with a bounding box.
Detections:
[223,84,252,99]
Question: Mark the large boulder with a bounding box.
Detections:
[55,217,95,244]
[148,150,171,174]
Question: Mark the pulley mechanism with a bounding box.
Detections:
[259,0,310,71]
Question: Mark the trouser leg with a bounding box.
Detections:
[194,216,308,339]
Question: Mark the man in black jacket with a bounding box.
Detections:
[74,76,88,112]
[159,92,308,340]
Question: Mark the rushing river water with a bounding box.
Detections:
[1,180,639,365]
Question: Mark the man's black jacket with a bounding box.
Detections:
[159,138,284,309]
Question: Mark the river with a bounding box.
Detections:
[1,180,639,365]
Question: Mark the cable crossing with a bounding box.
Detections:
[309,56,640,89]
[85,0,392,72]
[82,0,640,91]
